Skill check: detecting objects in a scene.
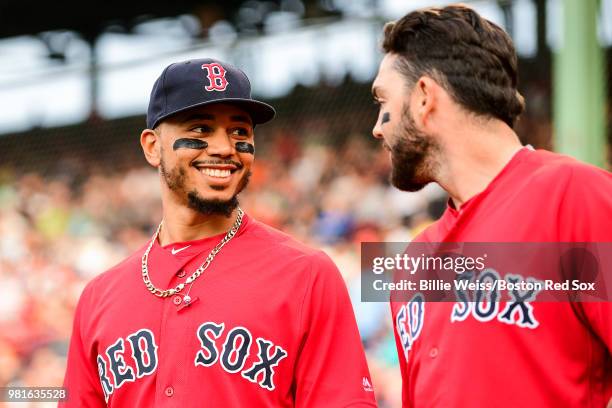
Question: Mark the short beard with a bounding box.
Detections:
[159,154,250,217]
[186,171,250,217]
[389,106,439,192]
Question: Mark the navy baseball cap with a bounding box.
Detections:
[147,58,275,129]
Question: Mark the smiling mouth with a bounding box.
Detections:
[192,160,242,180]
[199,168,232,178]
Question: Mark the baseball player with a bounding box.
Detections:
[60,58,377,407]
[371,5,612,407]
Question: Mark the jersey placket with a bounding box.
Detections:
[146,244,203,407]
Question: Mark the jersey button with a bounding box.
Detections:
[177,270,186,278]
[172,296,182,306]
[429,347,438,358]
[164,386,174,397]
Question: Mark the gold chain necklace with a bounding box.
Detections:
[141,208,244,302]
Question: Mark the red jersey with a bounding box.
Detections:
[61,214,376,407]
[392,148,612,407]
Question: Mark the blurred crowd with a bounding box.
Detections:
[0,130,446,407]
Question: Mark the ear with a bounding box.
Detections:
[412,76,440,128]
[140,128,161,167]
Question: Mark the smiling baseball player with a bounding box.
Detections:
[60,58,377,407]
[371,5,612,408]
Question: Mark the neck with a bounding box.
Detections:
[435,119,523,209]
[157,205,239,246]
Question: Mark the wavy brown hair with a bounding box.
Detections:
[382,4,525,128]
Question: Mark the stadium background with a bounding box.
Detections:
[0,1,610,407]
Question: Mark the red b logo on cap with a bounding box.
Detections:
[201,63,228,92]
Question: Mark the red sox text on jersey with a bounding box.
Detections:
[97,323,288,402]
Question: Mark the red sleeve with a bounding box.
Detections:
[576,302,612,401]
[579,303,612,351]
[60,283,107,408]
[559,163,612,354]
[558,163,612,242]
[293,252,377,407]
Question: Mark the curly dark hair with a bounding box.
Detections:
[382,4,525,128]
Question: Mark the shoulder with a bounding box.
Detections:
[525,150,612,210]
[504,149,612,208]
[524,149,611,186]
[244,217,328,260]
[243,218,341,280]
[522,150,612,240]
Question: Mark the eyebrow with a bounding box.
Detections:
[230,115,253,125]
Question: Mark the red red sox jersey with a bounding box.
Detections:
[392,148,612,407]
[61,214,377,407]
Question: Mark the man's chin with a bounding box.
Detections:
[390,172,429,192]
[187,191,239,217]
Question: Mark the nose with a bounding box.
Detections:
[206,129,234,157]
[372,113,384,139]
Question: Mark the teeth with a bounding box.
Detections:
[200,168,231,178]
